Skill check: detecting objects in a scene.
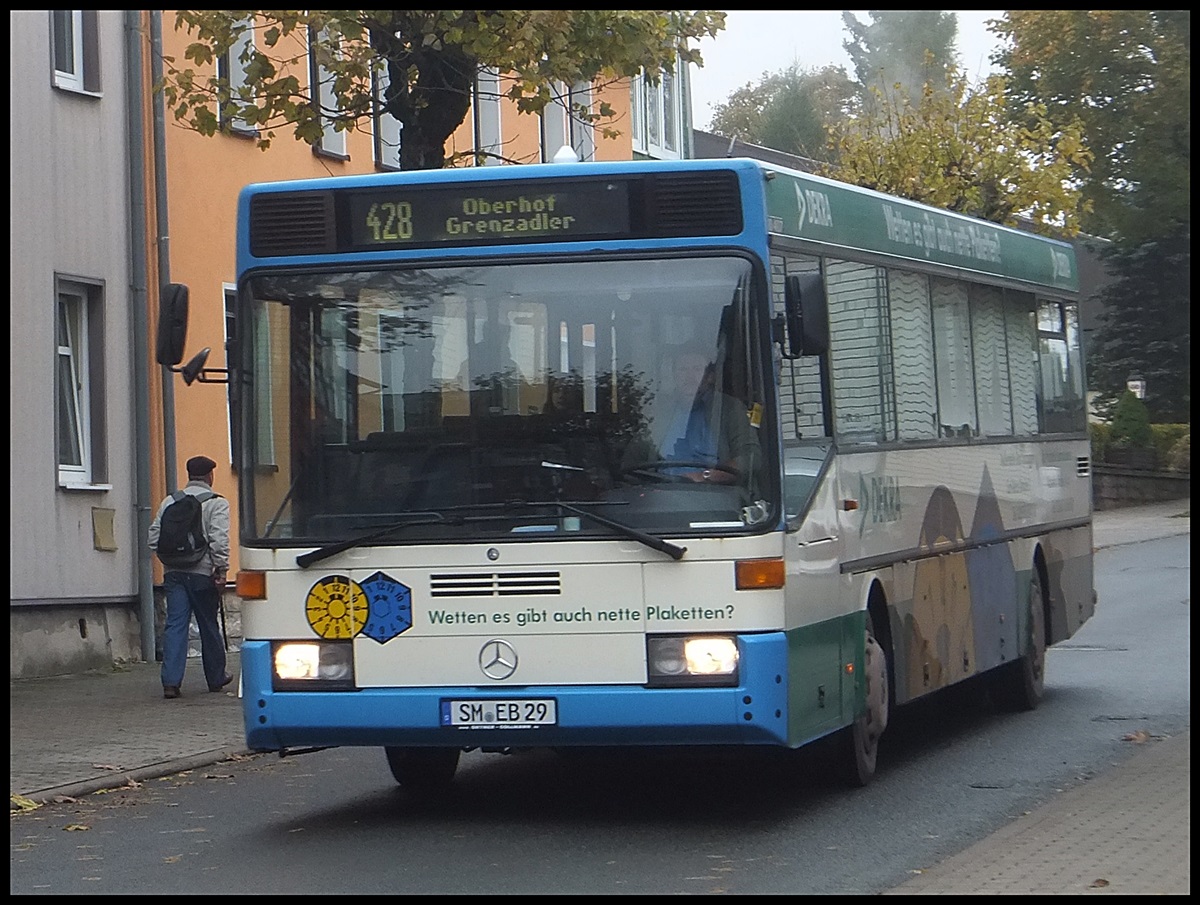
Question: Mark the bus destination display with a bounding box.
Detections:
[345,179,632,249]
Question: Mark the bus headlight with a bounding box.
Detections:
[646,635,739,686]
[272,641,355,689]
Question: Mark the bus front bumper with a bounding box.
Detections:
[240,634,792,750]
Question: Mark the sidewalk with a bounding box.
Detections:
[9,499,1190,893]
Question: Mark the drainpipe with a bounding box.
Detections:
[150,10,178,493]
[126,10,156,662]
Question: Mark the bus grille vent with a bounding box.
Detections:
[648,172,743,237]
[249,192,336,257]
[1076,456,1091,477]
[429,571,561,598]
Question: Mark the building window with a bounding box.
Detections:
[372,67,402,170]
[56,279,105,487]
[309,27,348,159]
[473,68,503,166]
[541,81,595,163]
[50,10,100,94]
[631,58,687,160]
[216,18,257,134]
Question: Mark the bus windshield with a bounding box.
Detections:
[240,255,776,546]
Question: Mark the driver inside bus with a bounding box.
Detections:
[626,344,758,485]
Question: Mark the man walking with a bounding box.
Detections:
[148,455,234,699]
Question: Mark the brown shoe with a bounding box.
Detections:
[208,673,234,692]
[163,685,181,699]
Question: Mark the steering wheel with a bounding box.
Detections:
[619,460,739,484]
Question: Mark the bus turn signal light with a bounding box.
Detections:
[735,558,785,590]
[236,570,266,599]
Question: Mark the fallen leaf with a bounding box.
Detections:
[10,794,41,812]
[91,764,124,772]
[1090,878,1110,888]
[204,773,233,780]
[1122,730,1151,743]
[123,779,143,789]
[164,855,182,863]
[64,824,91,832]
[51,795,80,804]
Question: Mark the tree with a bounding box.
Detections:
[990,10,1190,243]
[707,64,855,163]
[822,72,1092,235]
[1089,234,1191,423]
[992,12,1190,420]
[842,11,959,103]
[160,10,726,170]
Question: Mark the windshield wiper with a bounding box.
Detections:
[295,498,686,569]
[540,500,686,561]
[296,513,450,569]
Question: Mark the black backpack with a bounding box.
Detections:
[156,490,217,568]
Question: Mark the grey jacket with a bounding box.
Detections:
[147,480,231,576]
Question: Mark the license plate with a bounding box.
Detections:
[440,699,557,728]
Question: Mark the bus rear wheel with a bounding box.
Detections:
[838,615,890,787]
[384,746,461,790]
[993,566,1047,711]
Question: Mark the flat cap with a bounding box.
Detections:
[186,455,217,477]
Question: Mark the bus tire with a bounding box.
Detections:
[384,746,461,790]
[993,564,1048,712]
[838,613,890,787]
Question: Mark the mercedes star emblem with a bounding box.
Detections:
[478,638,518,680]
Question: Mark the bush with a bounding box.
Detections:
[1167,433,1190,472]
[1109,390,1153,448]
[1150,423,1190,462]
[1089,422,1112,464]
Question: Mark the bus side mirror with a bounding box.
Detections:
[156,283,190,366]
[783,273,829,356]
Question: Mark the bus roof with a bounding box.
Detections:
[746,157,1079,294]
[239,156,1078,294]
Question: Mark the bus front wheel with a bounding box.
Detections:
[838,615,890,787]
[384,746,461,790]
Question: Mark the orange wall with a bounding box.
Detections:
[153,17,633,573]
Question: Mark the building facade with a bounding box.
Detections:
[10,10,147,676]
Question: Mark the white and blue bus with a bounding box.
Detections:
[166,155,1094,788]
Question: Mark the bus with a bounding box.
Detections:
[162,155,1094,789]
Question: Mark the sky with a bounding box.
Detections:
[689,11,1006,130]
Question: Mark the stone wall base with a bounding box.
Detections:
[1092,465,1190,511]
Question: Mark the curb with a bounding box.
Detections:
[13,745,255,806]
[1093,527,1191,551]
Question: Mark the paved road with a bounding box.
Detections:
[10,500,1191,894]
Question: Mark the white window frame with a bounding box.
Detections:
[310,27,348,158]
[542,81,595,163]
[217,18,257,134]
[372,67,402,170]
[56,284,93,486]
[541,82,570,162]
[473,68,503,165]
[568,81,595,162]
[631,59,685,160]
[50,10,99,95]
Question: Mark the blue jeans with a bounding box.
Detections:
[161,571,226,689]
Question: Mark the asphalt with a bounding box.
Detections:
[9,499,1191,894]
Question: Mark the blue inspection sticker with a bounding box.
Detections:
[359,570,413,643]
